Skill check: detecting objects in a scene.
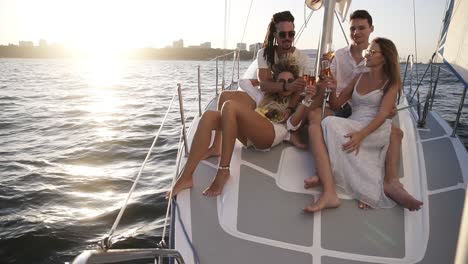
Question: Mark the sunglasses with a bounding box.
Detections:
[362,49,382,57]
[277,30,296,39]
[278,78,295,84]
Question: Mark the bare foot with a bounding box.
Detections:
[203,169,230,197]
[166,174,193,199]
[358,201,371,210]
[304,176,321,189]
[287,131,307,149]
[384,180,423,211]
[303,192,340,213]
[202,147,221,160]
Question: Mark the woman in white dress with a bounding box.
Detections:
[304,37,401,212]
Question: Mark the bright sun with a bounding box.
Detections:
[66,1,151,57]
[19,0,176,57]
[11,0,226,58]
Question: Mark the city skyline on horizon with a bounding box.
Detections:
[0,0,448,62]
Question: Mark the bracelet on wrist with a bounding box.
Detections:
[301,98,313,107]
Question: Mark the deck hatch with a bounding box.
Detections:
[416,189,465,264]
[188,163,313,263]
[321,200,405,258]
[422,137,463,190]
[237,165,314,246]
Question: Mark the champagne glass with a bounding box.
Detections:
[321,60,332,94]
[325,43,335,61]
[321,60,331,79]
[304,74,316,103]
[300,67,311,96]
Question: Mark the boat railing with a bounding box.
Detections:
[72,248,185,264]
[211,49,241,96]
[189,49,242,119]
[402,53,467,137]
[71,85,192,264]
[176,49,242,157]
[72,49,242,264]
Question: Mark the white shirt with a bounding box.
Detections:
[256,47,312,71]
[331,45,369,94]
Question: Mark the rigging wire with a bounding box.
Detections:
[294,10,314,46]
[335,10,349,46]
[240,0,254,44]
[224,0,229,49]
[160,126,185,246]
[412,0,419,81]
[102,90,178,250]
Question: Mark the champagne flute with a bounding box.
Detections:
[325,43,335,61]
[300,67,311,96]
[304,74,316,103]
[321,60,331,79]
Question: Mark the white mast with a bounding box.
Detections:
[306,0,337,75]
[320,0,336,59]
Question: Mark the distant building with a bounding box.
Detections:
[249,42,262,53]
[200,42,211,49]
[39,39,48,47]
[19,41,34,47]
[236,42,247,51]
[172,39,184,48]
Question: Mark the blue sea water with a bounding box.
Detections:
[0,58,466,263]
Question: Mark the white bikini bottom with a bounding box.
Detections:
[245,122,289,151]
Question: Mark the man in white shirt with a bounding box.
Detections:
[304,10,422,211]
[329,42,369,117]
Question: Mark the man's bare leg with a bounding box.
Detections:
[384,126,423,211]
[203,90,256,160]
[303,108,340,212]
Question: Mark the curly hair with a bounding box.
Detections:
[271,58,299,81]
[262,11,295,67]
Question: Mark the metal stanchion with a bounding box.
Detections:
[215,57,219,96]
[177,84,189,156]
[197,66,202,117]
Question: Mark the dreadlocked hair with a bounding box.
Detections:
[262,11,295,67]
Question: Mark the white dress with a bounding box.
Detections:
[322,75,395,208]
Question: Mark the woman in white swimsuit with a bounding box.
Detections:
[169,58,316,198]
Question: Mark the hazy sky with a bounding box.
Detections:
[0,0,448,61]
